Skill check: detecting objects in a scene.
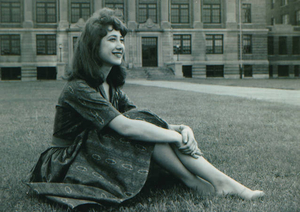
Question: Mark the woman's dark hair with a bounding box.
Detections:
[67,8,128,88]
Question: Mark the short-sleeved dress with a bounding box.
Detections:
[26,79,169,209]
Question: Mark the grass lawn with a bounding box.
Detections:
[160,78,300,90]
[0,80,299,212]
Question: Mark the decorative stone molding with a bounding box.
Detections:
[70,18,85,29]
[139,18,160,30]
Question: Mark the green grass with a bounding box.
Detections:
[0,80,299,212]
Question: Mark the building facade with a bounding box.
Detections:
[0,0,270,81]
[266,0,300,78]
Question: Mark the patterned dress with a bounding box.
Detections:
[26,79,169,208]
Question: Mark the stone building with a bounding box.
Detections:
[266,0,300,78]
[0,0,270,80]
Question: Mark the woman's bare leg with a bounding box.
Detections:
[171,146,264,200]
[153,143,215,195]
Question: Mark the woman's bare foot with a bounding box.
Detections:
[215,180,265,200]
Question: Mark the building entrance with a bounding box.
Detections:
[142,37,157,67]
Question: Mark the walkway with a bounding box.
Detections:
[126,80,300,107]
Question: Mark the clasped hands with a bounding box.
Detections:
[176,125,202,159]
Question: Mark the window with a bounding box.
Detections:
[243,35,252,54]
[36,35,56,55]
[73,36,78,52]
[295,65,299,77]
[278,65,289,77]
[202,4,221,23]
[244,65,253,77]
[138,3,157,23]
[279,36,287,55]
[1,67,21,80]
[71,2,90,23]
[269,65,273,77]
[171,0,189,23]
[37,67,56,80]
[36,1,56,23]
[242,4,251,23]
[281,0,288,6]
[206,35,223,54]
[182,65,192,78]
[282,14,289,24]
[268,36,274,55]
[292,36,300,54]
[206,65,224,77]
[173,35,191,54]
[296,10,300,26]
[271,17,275,25]
[0,1,21,23]
[0,34,20,55]
[271,0,275,9]
[105,1,124,21]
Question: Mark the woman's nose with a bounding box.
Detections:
[116,41,124,50]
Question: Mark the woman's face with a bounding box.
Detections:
[99,26,125,67]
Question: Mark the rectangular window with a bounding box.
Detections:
[105,2,124,21]
[278,65,289,77]
[37,67,56,80]
[171,1,189,23]
[242,4,251,23]
[279,36,287,55]
[36,1,56,23]
[173,34,191,54]
[269,65,273,77]
[271,0,275,9]
[0,34,20,55]
[202,4,221,23]
[206,65,224,77]
[73,36,78,52]
[244,65,253,77]
[0,1,21,23]
[271,17,275,25]
[292,36,300,55]
[281,0,288,6]
[36,35,56,55]
[71,2,90,23]
[268,36,274,55]
[206,34,223,54]
[295,65,299,77]
[243,35,252,54]
[296,10,300,26]
[138,3,157,23]
[282,14,289,24]
[1,67,21,80]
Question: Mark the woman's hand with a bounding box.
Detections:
[177,125,202,159]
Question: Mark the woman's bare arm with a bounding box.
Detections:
[108,115,182,146]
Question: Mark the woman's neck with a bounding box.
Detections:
[100,64,112,81]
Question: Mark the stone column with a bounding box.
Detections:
[226,0,237,28]
[21,0,36,80]
[193,0,202,28]
[23,0,33,28]
[58,0,69,29]
[94,0,103,11]
[127,0,137,29]
[161,0,171,29]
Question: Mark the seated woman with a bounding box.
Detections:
[26,8,264,209]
